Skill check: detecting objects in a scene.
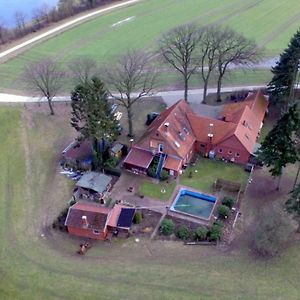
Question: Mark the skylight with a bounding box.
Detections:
[174,140,181,148]
[183,127,189,135]
[178,132,186,141]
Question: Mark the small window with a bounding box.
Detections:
[178,132,186,141]
[236,153,240,157]
[218,148,223,153]
[93,229,100,235]
[174,140,180,148]
[200,144,205,148]
[245,134,250,140]
[158,144,164,152]
[228,150,233,155]
[183,127,189,135]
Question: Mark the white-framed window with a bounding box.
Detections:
[228,150,233,155]
[218,148,223,153]
[93,229,100,235]
[158,143,164,153]
[200,144,205,148]
[183,127,189,135]
[236,152,240,157]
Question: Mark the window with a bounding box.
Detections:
[228,150,233,155]
[183,127,189,135]
[218,148,223,153]
[158,143,164,153]
[236,153,240,157]
[178,132,186,141]
[245,134,250,140]
[200,144,205,148]
[93,229,100,235]
[174,140,181,148]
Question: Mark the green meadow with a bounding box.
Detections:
[0,0,299,92]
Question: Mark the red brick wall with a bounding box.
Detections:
[215,136,250,164]
[68,226,107,240]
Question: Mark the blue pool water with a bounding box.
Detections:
[170,189,216,219]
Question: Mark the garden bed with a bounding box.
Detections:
[131,209,162,237]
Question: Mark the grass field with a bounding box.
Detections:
[0,0,300,93]
[180,159,249,193]
[2,104,300,299]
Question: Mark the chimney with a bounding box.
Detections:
[82,215,89,228]
[164,122,169,132]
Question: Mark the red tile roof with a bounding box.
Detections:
[137,100,196,159]
[65,202,110,230]
[123,147,154,169]
[164,156,182,171]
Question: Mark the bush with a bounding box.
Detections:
[176,225,190,240]
[104,157,119,168]
[213,220,224,228]
[254,206,294,257]
[147,166,157,178]
[218,205,231,219]
[133,211,143,224]
[160,169,169,181]
[193,226,208,241]
[221,197,235,209]
[160,219,175,236]
[208,224,223,241]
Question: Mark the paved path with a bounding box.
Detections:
[0,0,141,60]
[0,85,266,105]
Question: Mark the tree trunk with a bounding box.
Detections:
[47,97,55,115]
[184,75,188,102]
[293,161,300,190]
[92,137,102,170]
[202,79,208,103]
[127,105,133,137]
[276,174,282,191]
[216,74,223,102]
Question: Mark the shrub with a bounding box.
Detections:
[254,206,294,257]
[104,157,119,168]
[160,219,175,236]
[193,226,208,241]
[160,169,169,181]
[208,224,223,241]
[133,211,143,224]
[213,220,224,228]
[147,166,157,178]
[218,205,231,219]
[176,225,190,240]
[222,197,235,209]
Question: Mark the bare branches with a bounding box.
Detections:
[69,56,99,85]
[215,27,262,101]
[24,59,65,115]
[102,49,157,137]
[158,23,203,101]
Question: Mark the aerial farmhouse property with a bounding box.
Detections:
[123,91,268,176]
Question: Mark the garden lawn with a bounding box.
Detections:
[2,104,300,299]
[180,159,249,193]
[139,179,176,201]
[0,0,299,92]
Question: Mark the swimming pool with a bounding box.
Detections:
[170,189,216,220]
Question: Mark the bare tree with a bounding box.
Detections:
[69,56,98,85]
[14,11,26,36]
[199,26,223,103]
[158,23,202,102]
[0,21,9,45]
[24,59,65,115]
[102,50,157,137]
[215,28,261,102]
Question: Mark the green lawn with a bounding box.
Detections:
[139,179,176,201]
[0,0,299,92]
[2,105,300,299]
[180,158,249,193]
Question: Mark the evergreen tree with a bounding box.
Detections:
[70,77,118,169]
[286,183,300,232]
[268,29,300,109]
[258,104,299,189]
